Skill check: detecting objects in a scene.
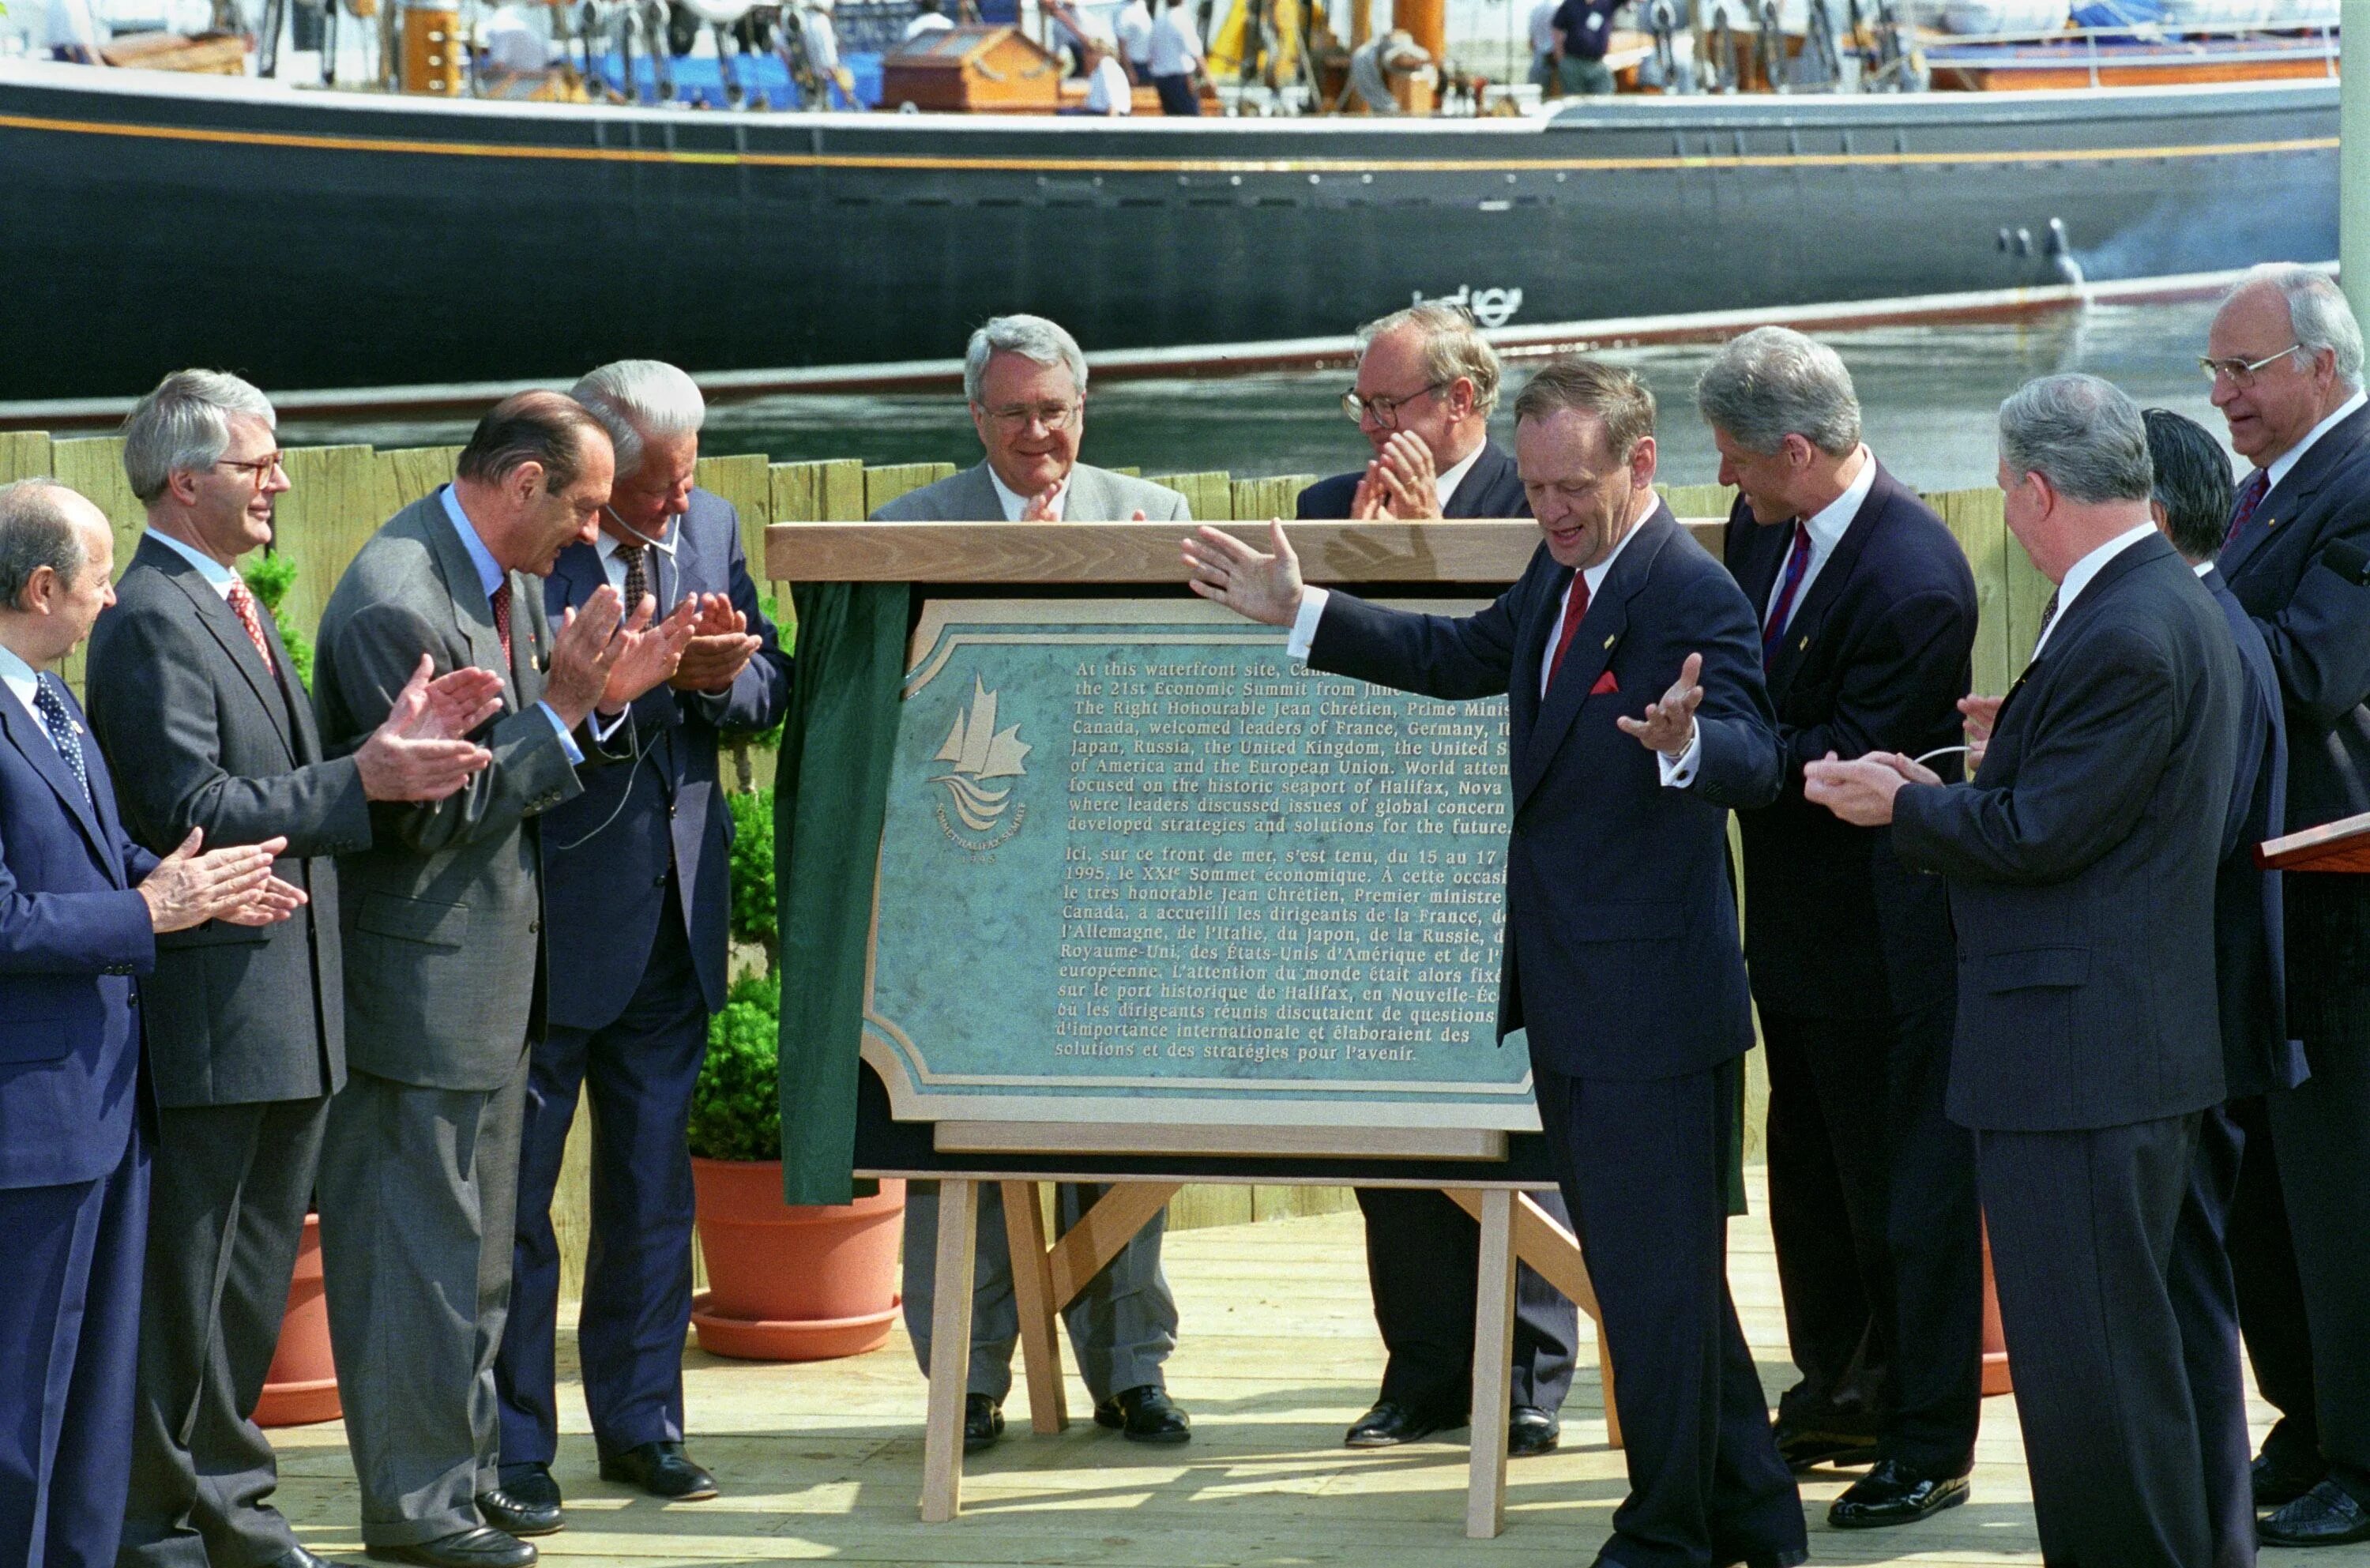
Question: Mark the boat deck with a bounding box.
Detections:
[269,1170,2366,1566]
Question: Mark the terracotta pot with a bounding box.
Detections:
[1980,1220,2013,1397]
[254,1213,343,1427]
[689,1160,904,1361]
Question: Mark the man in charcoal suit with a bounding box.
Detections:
[0,479,296,1568]
[882,314,1193,1449]
[1700,328,1984,1528]
[1187,356,1805,1568]
[1295,301,1579,1459]
[495,362,791,1518]
[1810,374,2243,1566]
[89,371,502,1568]
[310,393,694,1568]
[2199,265,2370,1548]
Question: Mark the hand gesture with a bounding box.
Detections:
[355,656,498,803]
[1804,750,1913,827]
[600,593,701,709]
[544,585,630,728]
[1372,431,1443,520]
[1958,694,2003,773]
[1181,521,1306,628]
[1616,652,1704,756]
[137,828,292,934]
[669,592,763,694]
[218,874,310,927]
[1019,486,1064,522]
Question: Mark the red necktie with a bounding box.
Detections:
[1761,521,1812,667]
[490,579,513,664]
[1545,573,1592,690]
[2225,468,2271,550]
[225,578,276,675]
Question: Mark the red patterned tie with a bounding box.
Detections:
[490,579,513,664]
[2225,468,2271,551]
[1545,574,1593,690]
[225,578,276,675]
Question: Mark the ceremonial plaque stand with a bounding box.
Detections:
[765,517,1729,1538]
[2258,808,2370,874]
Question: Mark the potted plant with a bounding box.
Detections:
[687,784,905,1360]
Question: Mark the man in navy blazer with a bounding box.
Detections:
[1188,357,1804,1568]
[0,480,295,1568]
[495,363,792,1519]
[1297,302,1578,1458]
[2199,266,2370,1546]
[1811,376,2244,1566]
[1702,328,1984,1529]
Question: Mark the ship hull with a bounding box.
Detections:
[0,61,2338,401]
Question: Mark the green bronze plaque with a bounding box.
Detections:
[863,599,1538,1130]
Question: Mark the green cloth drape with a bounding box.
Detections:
[775,581,910,1206]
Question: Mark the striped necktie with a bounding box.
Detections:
[2225,468,2271,551]
[1761,521,1813,667]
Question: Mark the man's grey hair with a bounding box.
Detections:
[0,480,92,611]
[1694,326,1862,456]
[2234,264,2364,389]
[963,314,1089,405]
[1998,374,2154,506]
[571,359,706,474]
[1357,301,1503,418]
[120,370,276,505]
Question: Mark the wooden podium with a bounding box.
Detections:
[2257,809,2370,873]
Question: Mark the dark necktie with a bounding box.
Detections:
[617,543,649,614]
[1545,573,1593,691]
[489,578,514,665]
[2032,587,2063,653]
[32,674,90,803]
[1761,521,1813,667]
[2225,468,2271,551]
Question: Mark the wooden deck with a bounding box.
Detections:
[273,1171,2368,1566]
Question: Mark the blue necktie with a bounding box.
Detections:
[32,674,90,803]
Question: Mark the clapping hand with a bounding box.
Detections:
[600,593,701,710]
[1181,521,1306,627]
[1958,694,2003,773]
[355,655,498,803]
[544,585,630,729]
[1349,432,1445,521]
[1616,652,1705,756]
[137,828,298,934]
[669,592,764,694]
[1803,749,1941,826]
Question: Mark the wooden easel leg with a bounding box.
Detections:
[920,1178,979,1523]
[1465,1188,1516,1540]
[1002,1180,1069,1434]
[1598,1330,1623,1450]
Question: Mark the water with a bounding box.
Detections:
[279,298,2236,496]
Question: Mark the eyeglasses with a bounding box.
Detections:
[2199,345,2304,389]
[1342,381,1446,429]
[980,401,1081,431]
[214,452,285,485]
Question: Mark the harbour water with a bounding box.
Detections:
[280,298,2236,496]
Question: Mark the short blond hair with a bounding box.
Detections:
[1358,301,1503,418]
[1512,357,1656,459]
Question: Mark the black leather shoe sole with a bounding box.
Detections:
[366,1530,537,1568]
[2259,1481,2370,1547]
[474,1493,562,1539]
[1507,1415,1561,1458]
[1829,1474,1970,1530]
[596,1453,720,1501]
[1345,1408,1468,1449]
[1778,1435,1881,1472]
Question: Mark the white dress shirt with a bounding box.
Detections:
[904,9,954,40]
[1116,0,1154,62]
[987,467,1067,521]
[144,528,243,600]
[1148,6,1202,74]
[2030,522,2158,662]
[1433,442,1484,513]
[0,641,52,743]
[1763,447,1875,640]
[1085,54,1134,114]
[2263,389,2368,492]
[595,517,682,603]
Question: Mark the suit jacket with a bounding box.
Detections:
[2202,563,2298,1098]
[541,488,793,1030]
[1309,505,1781,1080]
[1724,464,1977,1019]
[0,679,159,1190]
[2218,400,2370,833]
[871,461,1192,523]
[313,491,615,1092]
[1296,438,1530,521]
[1893,533,2240,1132]
[86,536,370,1107]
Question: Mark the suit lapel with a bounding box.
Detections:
[1763,467,1887,698]
[0,685,112,870]
[2222,403,2370,581]
[145,541,297,761]
[1443,443,1512,520]
[258,610,324,762]
[1996,533,2176,735]
[424,499,515,701]
[1511,508,1672,811]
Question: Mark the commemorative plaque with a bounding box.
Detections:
[861,598,1541,1133]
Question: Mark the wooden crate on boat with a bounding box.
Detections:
[880,25,1063,112]
[97,30,249,73]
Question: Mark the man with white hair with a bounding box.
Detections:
[2195,264,2370,1549]
[492,361,792,1521]
[1698,328,1985,1530]
[89,370,503,1568]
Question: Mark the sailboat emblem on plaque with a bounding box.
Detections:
[929,675,1030,852]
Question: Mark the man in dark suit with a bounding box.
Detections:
[1187,357,1804,1568]
[2139,405,2295,1568]
[89,371,503,1568]
[2200,265,2370,1547]
[312,395,694,1568]
[1809,374,2244,1566]
[1699,327,1985,1528]
[495,362,791,1518]
[1296,302,1578,1457]
[0,479,295,1568]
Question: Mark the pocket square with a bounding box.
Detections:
[1589,671,1620,696]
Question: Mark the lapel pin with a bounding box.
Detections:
[1799,634,1809,651]
[1602,634,1616,649]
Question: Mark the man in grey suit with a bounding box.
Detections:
[88,371,504,1568]
[886,315,1191,1450]
[310,393,694,1568]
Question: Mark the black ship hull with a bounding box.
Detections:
[0,61,2338,404]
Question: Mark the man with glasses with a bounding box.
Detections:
[2197,264,2370,1549]
[879,314,1195,1453]
[1297,303,1580,1463]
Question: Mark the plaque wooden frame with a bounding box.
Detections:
[2256,809,2370,873]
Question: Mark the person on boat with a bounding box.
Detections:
[1078,34,1135,113]
[1548,0,1620,95]
[1146,0,1206,115]
[904,0,953,43]
[1344,28,1435,113]
[1115,0,1155,79]
[1527,0,1562,92]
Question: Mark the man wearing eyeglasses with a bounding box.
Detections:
[2195,264,2370,1549]
[1299,301,1529,526]
[881,314,1196,1454]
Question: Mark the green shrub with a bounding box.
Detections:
[728,787,776,957]
[239,550,314,690]
[690,973,781,1161]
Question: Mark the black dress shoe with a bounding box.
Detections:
[1507,1405,1561,1458]
[1093,1384,1191,1444]
[2255,1443,2330,1508]
[597,1440,719,1501]
[1827,1459,1971,1529]
[1345,1400,1466,1449]
[2260,1480,2370,1546]
[267,1547,359,1568]
[494,1464,561,1512]
[1773,1424,1881,1472]
[474,1484,562,1538]
[367,1528,537,1568]
[964,1393,1005,1453]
